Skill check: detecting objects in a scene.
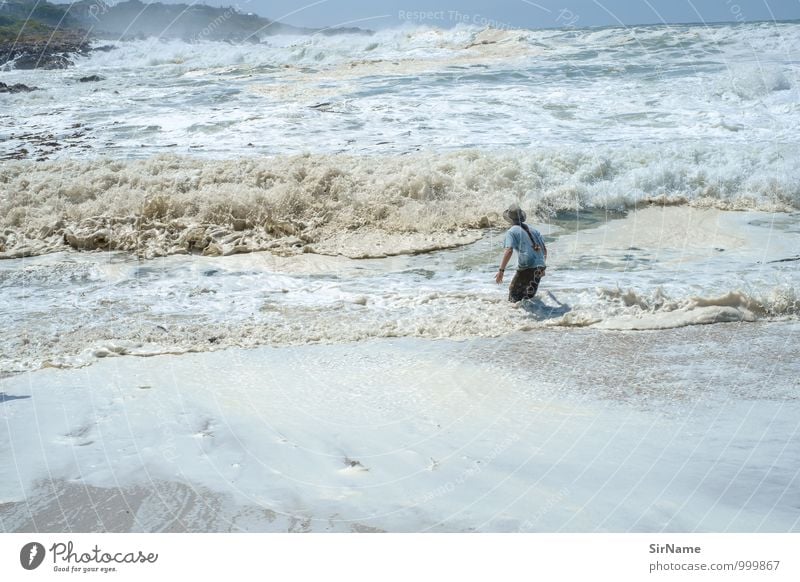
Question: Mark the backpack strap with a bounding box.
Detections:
[520,223,537,247]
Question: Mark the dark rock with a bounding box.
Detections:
[11,51,75,70]
[1,30,92,70]
[232,218,250,231]
[79,74,105,82]
[0,82,38,93]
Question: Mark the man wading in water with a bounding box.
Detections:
[495,203,547,301]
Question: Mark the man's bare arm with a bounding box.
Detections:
[495,248,514,284]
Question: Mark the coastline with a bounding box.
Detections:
[2,323,798,532]
[2,16,798,538]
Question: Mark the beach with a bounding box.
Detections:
[2,321,798,532]
[2,20,799,532]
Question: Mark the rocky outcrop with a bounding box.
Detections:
[0,81,38,93]
[1,34,91,70]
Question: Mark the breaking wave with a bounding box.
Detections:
[3,279,796,375]
[80,21,800,74]
[581,287,800,330]
[1,145,797,260]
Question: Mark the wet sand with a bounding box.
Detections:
[2,321,798,533]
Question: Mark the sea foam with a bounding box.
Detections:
[1,146,797,260]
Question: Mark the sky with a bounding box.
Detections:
[195,0,799,29]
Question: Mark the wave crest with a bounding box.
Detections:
[1,147,797,259]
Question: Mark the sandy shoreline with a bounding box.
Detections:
[2,322,798,533]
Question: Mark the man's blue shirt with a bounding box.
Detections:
[504,224,546,270]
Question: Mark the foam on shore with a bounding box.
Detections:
[1,205,797,375]
[2,326,798,532]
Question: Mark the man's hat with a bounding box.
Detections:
[503,203,526,225]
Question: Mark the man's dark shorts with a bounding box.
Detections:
[509,267,545,302]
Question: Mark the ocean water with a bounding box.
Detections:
[1,22,798,258]
[0,205,798,375]
[2,23,800,158]
[1,21,799,532]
